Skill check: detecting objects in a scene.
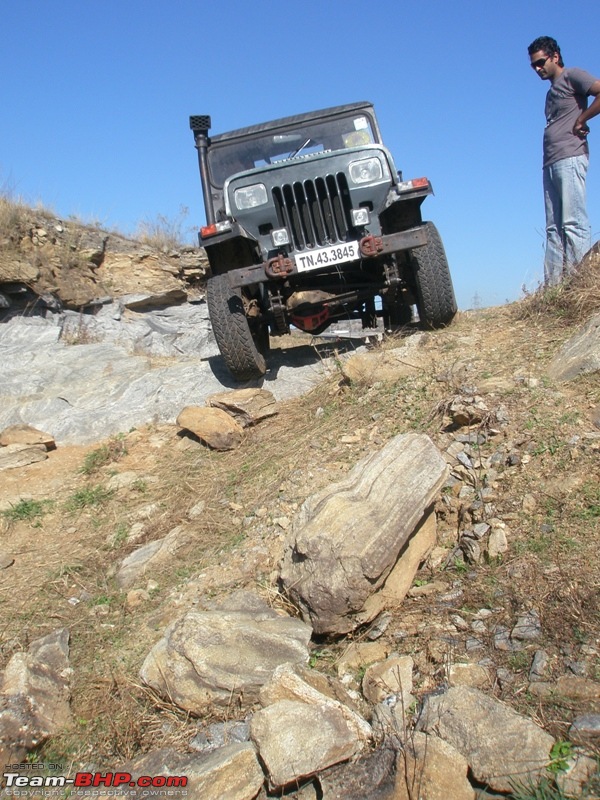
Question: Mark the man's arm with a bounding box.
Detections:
[574,79,600,137]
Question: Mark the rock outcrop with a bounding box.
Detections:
[0,206,208,310]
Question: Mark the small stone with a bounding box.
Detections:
[0,423,55,448]
[471,620,487,634]
[487,526,508,559]
[437,588,464,604]
[456,451,474,469]
[366,612,392,641]
[466,637,485,652]
[450,614,469,631]
[512,609,542,642]
[472,522,490,539]
[0,443,48,470]
[570,713,600,741]
[126,589,150,609]
[529,650,549,682]
[187,500,206,520]
[447,662,492,689]
[362,655,414,705]
[493,626,521,652]
[496,668,514,687]
[176,406,244,451]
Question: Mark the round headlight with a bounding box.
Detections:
[349,157,383,185]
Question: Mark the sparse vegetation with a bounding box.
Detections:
[64,485,115,511]
[0,192,34,243]
[134,205,193,251]
[80,436,128,475]
[517,244,600,323]
[509,776,570,800]
[1,497,54,523]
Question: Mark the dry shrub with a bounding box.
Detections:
[0,193,31,245]
[563,241,600,319]
[515,242,600,323]
[134,205,192,251]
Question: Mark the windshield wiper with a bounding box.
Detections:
[289,138,312,159]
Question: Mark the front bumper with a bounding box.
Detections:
[226,225,428,289]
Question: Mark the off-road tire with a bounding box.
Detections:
[206,273,267,381]
[412,222,457,327]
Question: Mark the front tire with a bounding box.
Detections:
[206,273,267,381]
[412,222,457,327]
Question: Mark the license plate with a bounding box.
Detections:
[295,241,360,273]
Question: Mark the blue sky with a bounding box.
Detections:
[2,0,599,310]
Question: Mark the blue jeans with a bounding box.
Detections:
[543,155,591,286]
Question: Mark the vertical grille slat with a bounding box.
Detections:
[272,172,352,252]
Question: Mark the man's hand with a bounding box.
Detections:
[573,118,590,138]
[574,80,600,137]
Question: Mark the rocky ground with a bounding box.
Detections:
[0,201,599,798]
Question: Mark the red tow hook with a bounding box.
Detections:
[265,254,294,278]
[359,235,384,257]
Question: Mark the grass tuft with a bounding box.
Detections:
[65,485,115,511]
[80,436,128,475]
[2,498,54,523]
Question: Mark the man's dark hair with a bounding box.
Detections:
[528,36,564,67]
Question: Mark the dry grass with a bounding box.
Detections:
[566,243,600,319]
[0,193,39,247]
[515,243,600,324]
[133,205,194,252]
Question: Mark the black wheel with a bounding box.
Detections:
[206,273,268,381]
[412,222,457,327]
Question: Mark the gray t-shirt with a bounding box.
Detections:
[543,67,597,167]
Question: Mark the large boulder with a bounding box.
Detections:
[0,628,72,765]
[279,433,447,635]
[250,699,367,790]
[547,312,600,382]
[417,685,554,793]
[139,602,312,714]
[176,406,244,451]
[93,745,264,800]
[250,666,371,790]
[394,732,475,800]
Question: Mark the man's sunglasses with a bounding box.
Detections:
[531,56,551,69]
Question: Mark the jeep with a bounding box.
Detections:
[189,102,457,381]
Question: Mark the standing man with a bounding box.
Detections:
[528,36,600,285]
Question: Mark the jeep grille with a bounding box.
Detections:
[272,173,353,251]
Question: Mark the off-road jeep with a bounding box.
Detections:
[189,102,457,381]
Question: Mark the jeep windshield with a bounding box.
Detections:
[208,112,377,188]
